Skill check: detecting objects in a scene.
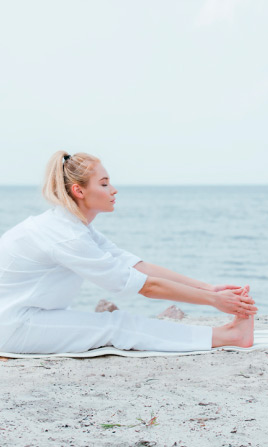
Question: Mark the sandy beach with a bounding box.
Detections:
[1,314,268,447]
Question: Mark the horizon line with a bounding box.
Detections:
[0,183,267,187]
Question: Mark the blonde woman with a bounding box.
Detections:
[0,151,257,354]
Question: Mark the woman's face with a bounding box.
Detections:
[71,162,118,215]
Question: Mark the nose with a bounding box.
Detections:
[112,185,118,195]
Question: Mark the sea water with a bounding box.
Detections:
[0,185,267,317]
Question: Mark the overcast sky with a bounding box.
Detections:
[0,0,267,186]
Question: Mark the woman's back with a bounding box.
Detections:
[0,206,85,321]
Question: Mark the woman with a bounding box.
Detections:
[0,151,257,354]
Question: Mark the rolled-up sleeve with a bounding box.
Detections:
[51,235,148,298]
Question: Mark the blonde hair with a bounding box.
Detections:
[42,150,101,225]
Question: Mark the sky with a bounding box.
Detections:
[0,0,267,186]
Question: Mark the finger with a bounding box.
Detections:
[239,309,258,317]
[224,285,242,290]
[241,287,253,298]
[240,295,255,304]
[233,288,244,295]
[235,311,249,319]
[242,285,251,295]
[239,296,256,305]
[239,302,258,311]
[241,299,255,306]
[241,289,247,297]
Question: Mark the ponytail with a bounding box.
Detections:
[42,150,100,225]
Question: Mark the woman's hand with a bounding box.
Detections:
[213,285,257,318]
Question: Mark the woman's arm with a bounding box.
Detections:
[138,276,257,318]
[134,261,214,291]
[134,261,243,293]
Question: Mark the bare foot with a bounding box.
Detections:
[212,284,255,348]
[212,315,254,348]
[226,314,254,347]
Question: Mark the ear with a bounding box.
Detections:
[71,183,84,199]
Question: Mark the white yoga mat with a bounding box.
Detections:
[1,330,267,359]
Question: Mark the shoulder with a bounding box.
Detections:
[28,206,92,246]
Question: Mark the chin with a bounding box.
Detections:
[103,207,114,213]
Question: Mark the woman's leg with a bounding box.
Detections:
[2,308,254,354]
[212,315,254,348]
[2,308,213,354]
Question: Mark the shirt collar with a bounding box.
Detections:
[53,205,91,230]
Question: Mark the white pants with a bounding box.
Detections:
[0,308,213,354]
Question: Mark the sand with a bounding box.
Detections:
[1,315,268,447]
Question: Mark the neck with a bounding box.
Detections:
[78,203,98,225]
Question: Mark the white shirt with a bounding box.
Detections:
[0,205,148,320]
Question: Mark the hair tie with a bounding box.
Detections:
[63,155,71,161]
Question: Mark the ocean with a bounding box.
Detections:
[0,185,267,317]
